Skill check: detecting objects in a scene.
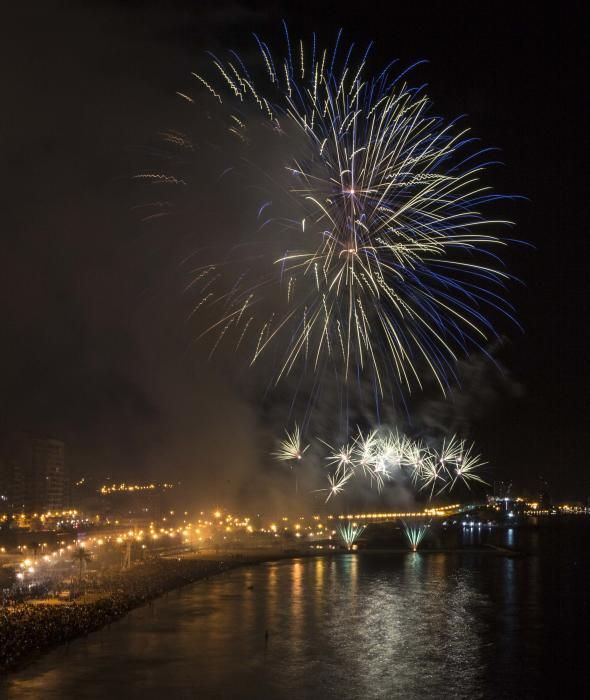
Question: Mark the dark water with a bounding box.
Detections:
[3,522,588,699]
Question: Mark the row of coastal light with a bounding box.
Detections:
[16,538,73,552]
[3,503,459,528]
[6,510,277,567]
[11,517,340,580]
[99,483,175,495]
[7,505,466,564]
[16,544,80,580]
[14,527,198,575]
[334,505,461,520]
[523,504,588,516]
[72,511,338,542]
[163,509,470,537]
[208,512,339,539]
[0,510,79,523]
[11,513,241,581]
[207,512,329,538]
[5,509,389,565]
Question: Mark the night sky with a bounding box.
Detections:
[1,2,586,504]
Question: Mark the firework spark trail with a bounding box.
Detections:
[182,27,518,399]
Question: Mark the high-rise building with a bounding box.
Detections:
[0,436,25,510]
[0,434,68,513]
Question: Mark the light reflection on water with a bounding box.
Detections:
[2,542,560,700]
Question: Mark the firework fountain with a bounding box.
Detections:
[337,522,367,550]
[401,520,430,552]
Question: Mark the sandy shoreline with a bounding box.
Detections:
[0,551,312,675]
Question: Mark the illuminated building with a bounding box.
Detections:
[93,482,176,522]
[0,434,69,513]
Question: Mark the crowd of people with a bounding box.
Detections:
[0,557,235,673]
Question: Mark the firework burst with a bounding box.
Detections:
[273,424,309,463]
[274,425,487,502]
[178,26,518,398]
[323,470,353,501]
[324,441,354,476]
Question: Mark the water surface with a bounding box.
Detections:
[3,523,587,699]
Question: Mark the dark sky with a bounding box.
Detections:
[0,2,586,505]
